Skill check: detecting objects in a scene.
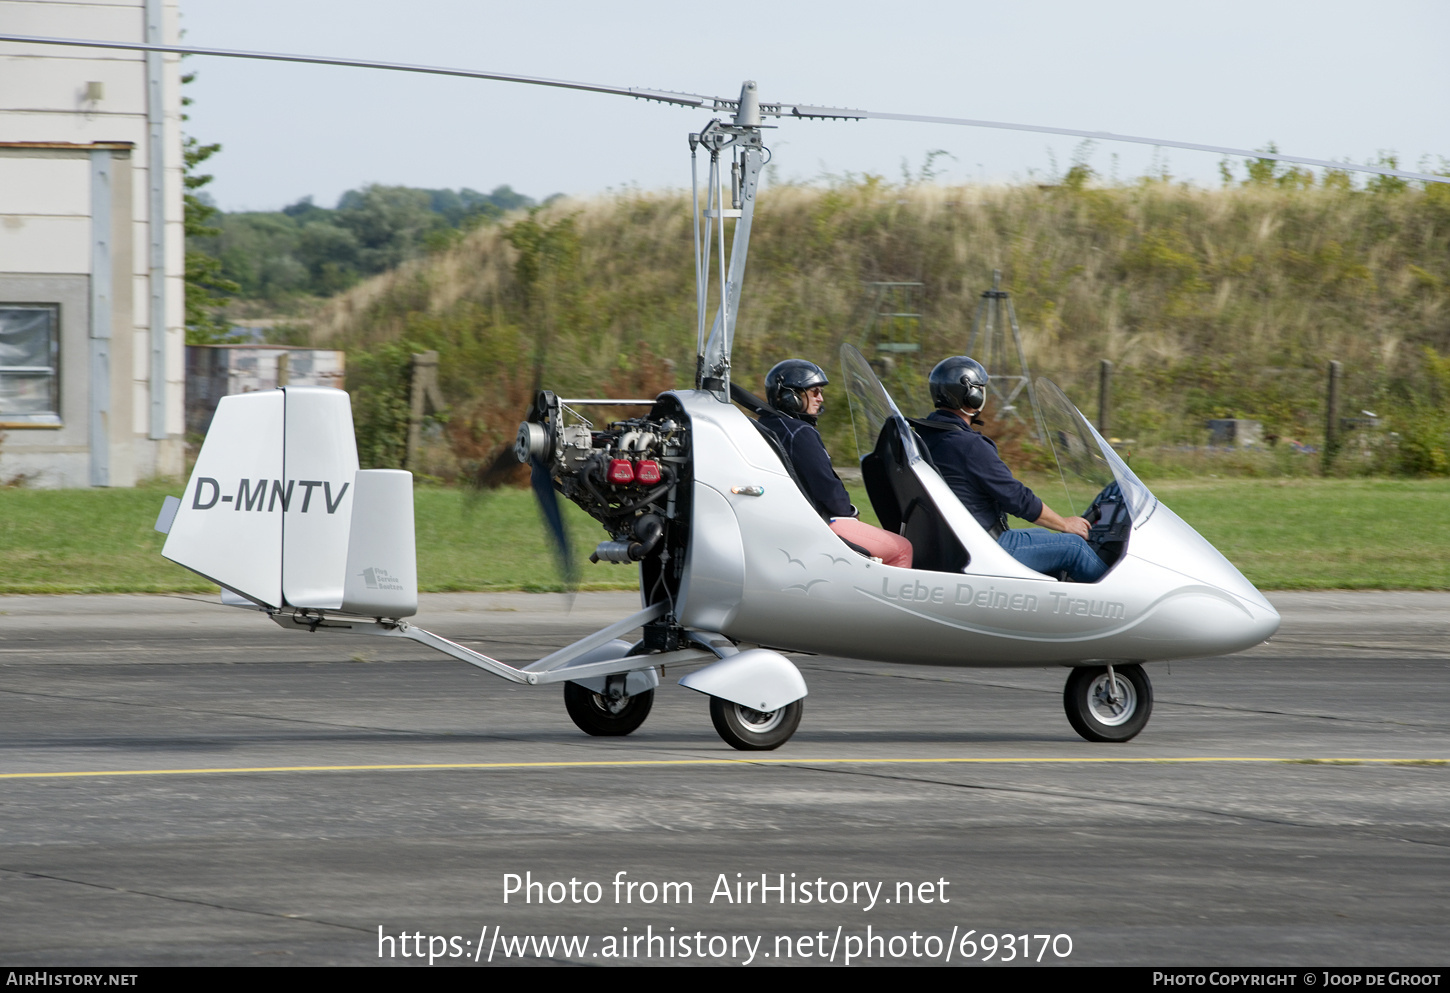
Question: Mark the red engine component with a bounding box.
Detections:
[634,460,662,485]
[607,459,636,485]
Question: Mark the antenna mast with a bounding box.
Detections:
[966,270,1043,440]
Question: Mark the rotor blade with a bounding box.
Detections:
[5,32,1445,186]
[852,109,1448,186]
[0,33,719,110]
[530,461,577,590]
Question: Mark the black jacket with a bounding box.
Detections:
[756,410,855,519]
[916,409,1042,532]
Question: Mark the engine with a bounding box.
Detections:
[515,392,690,582]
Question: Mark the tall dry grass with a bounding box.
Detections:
[310,174,1450,477]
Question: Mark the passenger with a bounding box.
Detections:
[916,355,1106,583]
[756,360,914,569]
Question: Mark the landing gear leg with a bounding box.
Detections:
[1063,663,1152,742]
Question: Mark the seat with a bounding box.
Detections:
[860,418,969,573]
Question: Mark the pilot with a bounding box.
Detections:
[916,355,1106,583]
[756,359,914,569]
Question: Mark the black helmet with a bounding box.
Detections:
[929,355,989,411]
[765,359,829,418]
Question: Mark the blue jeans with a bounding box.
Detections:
[998,528,1108,583]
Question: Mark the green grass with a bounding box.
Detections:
[0,477,1445,595]
[0,482,206,595]
[1001,476,1450,590]
[0,482,636,596]
[415,487,638,592]
[1141,477,1450,591]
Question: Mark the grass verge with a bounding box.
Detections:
[0,477,1445,595]
[0,482,638,595]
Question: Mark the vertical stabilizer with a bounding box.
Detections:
[280,387,360,608]
[162,386,410,615]
[341,469,418,618]
[162,390,286,606]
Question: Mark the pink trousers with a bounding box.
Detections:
[829,517,914,569]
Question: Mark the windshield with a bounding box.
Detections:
[840,343,920,463]
[1036,378,1156,526]
[839,349,1155,528]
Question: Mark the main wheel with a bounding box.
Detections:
[709,697,803,751]
[1063,664,1152,742]
[563,680,654,737]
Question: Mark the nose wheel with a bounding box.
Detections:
[563,680,654,736]
[709,697,803,751]
[1064,664,1152,742]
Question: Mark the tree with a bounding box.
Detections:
[335,185,450,274]
[181,71,239,344]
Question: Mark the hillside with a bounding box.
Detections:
[303,172,1450,477]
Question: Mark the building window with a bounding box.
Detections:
[0,305,61,426]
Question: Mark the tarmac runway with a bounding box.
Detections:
[0,591,1447,967]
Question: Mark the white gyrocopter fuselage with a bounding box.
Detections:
[677,352,1279,672]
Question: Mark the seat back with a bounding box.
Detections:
[861,418,968,572]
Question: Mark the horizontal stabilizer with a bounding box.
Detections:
[154,495,180,534]
[341,470,418,618]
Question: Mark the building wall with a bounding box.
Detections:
[0,0,183,487]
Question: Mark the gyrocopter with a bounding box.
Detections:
[17,33,1437,748]
[142,78,1285,750]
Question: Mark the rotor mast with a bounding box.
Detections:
[693,81,766,400]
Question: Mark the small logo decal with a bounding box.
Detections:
[360,566,405,591]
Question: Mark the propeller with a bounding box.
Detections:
[466,237,577,588]
[529,459,576,589]
[470,442,528,490]
[512,391,577,591]
[466,392,576,590]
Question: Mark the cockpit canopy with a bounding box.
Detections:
[840,344,1157,532]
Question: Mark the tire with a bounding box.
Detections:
[563,680,654,737]
[1063,664,1152,743]
[709,696,803,751]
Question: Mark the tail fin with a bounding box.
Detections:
[341,469,417,617]
[162,387,417,617]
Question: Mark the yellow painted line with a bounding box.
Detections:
[0,756,1444,781]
